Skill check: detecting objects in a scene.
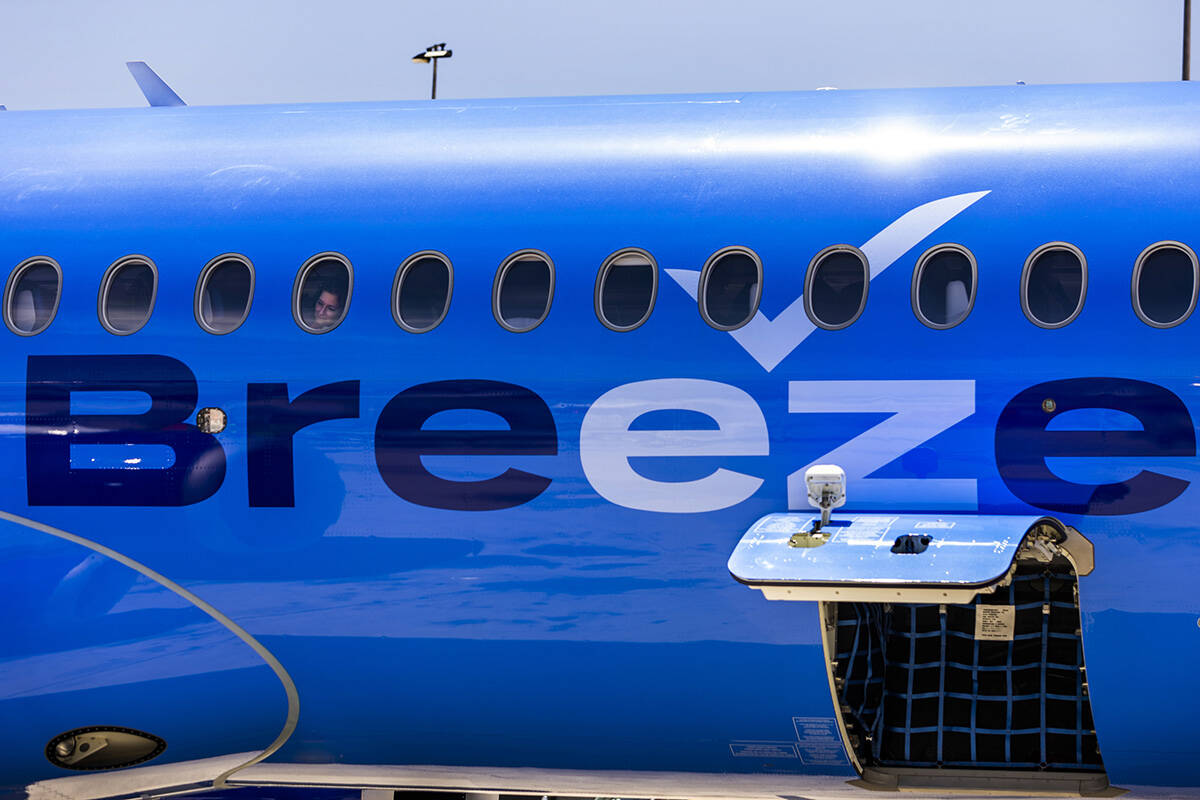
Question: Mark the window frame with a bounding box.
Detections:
[910,243,978,330]
[1131,240,1198,329]
[4,256,62,336]
[292,251,354,335]
[594,246,659,332]
[698,246,763,332]
[492,248,555,333]
[392,250,454,334]
[193,253,255,335]
[1020,241,1088,329]
[98,254,159,336]
[803,244,869,331]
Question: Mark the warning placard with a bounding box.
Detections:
[729,742,799,759]
[975,605,1015,641]
[792,717,851,766]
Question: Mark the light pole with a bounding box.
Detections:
[412,43,452,99]
[1185,0,1192,80]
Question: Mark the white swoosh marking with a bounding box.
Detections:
[666,190,990,371]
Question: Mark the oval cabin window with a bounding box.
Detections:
[1022,243,1086,328]
[596,249,657,331]
[99,256,157,335]
[394,252,452,333]
[1133,242,1197,328]
[494,251,554,332]
[805,246,868,330]
[699,248,762,331]
[294,253,352,334]
[913,245,976,329]
[195,255,254,334]
[5,257,62,336]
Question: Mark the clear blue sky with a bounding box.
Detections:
[0,0,1191,109]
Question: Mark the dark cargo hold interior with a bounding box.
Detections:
[827,553,1109,792]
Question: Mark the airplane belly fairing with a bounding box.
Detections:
[0,83,1199,795]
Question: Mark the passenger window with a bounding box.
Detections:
[293,253,352,334]
[1133,242,1197,328]
[494,250,554,332]
[699,247,762,330]
[1022,243,1086,328]
[99,256,157,335]
[805,245,868,330]
[596,249,657,331]
[195,254,254,334]
[912,245,976,329]
[4,257,61,335]
[393,252,452,333]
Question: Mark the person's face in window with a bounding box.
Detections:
[313,289,342,329]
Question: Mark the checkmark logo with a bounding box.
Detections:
[666,190,990,372]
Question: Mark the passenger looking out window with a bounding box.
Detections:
[310,283,344,331]
[295,255,352,334]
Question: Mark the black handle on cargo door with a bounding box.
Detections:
[890,534,931,554]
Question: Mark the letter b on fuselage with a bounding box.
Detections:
[26,355,225,506]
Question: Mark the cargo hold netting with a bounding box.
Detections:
[833,555,1101,771]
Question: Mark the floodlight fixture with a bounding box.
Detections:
[805,464,846,531]
[412,43,453,98]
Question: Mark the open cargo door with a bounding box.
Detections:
[729,514,1114,796]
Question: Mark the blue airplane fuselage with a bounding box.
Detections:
[0,82,1198,795]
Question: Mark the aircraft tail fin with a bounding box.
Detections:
[125,61,186,107]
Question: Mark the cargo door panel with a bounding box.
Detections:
[729,513,1110,796]
[729,513,1053,603]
